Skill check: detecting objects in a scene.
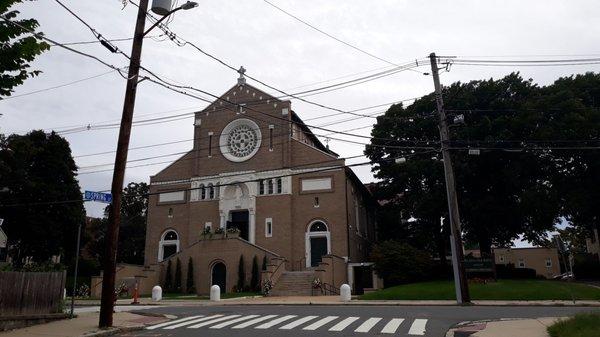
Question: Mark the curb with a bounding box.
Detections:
[81,325,145,337]
[197,301,600,307]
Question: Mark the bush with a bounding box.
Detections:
[174,258,182,293]
[251,255,260,291]
[573,254,600,279]
[262,255,268,271]
[496,263,537,279]
[370,241,434,286]
[164,260,173,292]
[186,257,195,294]
[237,255,245,292]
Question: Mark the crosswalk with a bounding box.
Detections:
[147,313,428,335]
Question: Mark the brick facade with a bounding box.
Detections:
[143,81,377,294]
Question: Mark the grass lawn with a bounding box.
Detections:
[547,312,600,337]
[359,280,600,301]
[160,292,262,300]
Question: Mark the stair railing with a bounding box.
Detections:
[321,282,340,296]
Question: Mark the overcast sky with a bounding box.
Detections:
[2,0,600,225]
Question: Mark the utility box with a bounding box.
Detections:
[151,0,173,15]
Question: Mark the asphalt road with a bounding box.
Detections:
[114,305,597,337]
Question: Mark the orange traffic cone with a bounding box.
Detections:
[131,282,140,305]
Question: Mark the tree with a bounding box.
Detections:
[262,255,267,271]
[1,0,50,98]
[370,241,434,286]
[0,131,84,265]
[366,73,561,254]
[163,259,172,292]
[174,258,182,293]
[186,257,195,294]
[236,255,245,292]
[250,255,259,292]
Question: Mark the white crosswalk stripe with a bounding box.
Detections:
[146,315,203,330]
[187,315,241,328]
[164,315,223,329]
[255,315,297,329]
[231,314,278,329]
[408,318,428,335]
[209,315,260,329]
[355,317,383,333]
[303,316,339,330]
[381,318,405,334]
[279,315,319,330]
[329,316,360,331]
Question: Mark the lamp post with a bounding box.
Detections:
[98,0,197,328]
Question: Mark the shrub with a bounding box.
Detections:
[370,241,434,286]
[237,255,245,292]
[164,260,173,292]
[496,263,537,279]
[174,258,182,293]
[251,255,260,291]
[186,257,195,294]
[573,253,600,279]
[262,255,268,271]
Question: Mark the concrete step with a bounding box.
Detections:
[270,271,316,297]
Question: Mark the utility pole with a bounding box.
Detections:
[429,52,471,304]
[98,0,149,328]
[70,222,82,318]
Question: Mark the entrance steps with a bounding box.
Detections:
[270,271,315,296]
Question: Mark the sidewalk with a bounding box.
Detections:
[0,311,169,337]
[449,317,561,337]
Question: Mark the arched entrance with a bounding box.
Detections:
[305,220,331,268]
[211,262,226,293]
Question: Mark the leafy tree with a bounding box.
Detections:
[370,241,434,286]
[366,73,561,254]
[0,131,84,265]
[174,258,182,293]
[186,257,195,294]
[163,259,172,292]
[250,255,259,291]
[236,255,245,292]
[1,0,50,98]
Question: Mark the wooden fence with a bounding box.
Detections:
[0,271,66,316]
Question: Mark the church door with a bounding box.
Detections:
[310,237,328,267]
[211,262,226,293]
[228,210,249,241]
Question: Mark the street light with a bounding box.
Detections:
[98,0,196,328]
[146,1,198,35]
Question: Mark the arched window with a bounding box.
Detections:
[276,178,282,194]
[268,179,274,194]
[208,183,215,199]
[259,180,265,195]
[159,229,180,262]
[200,184,206,200]
[310,221,328,232]
[214,183,220,198]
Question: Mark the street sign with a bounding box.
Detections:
[464,259,495,272]
[84,191,113,203]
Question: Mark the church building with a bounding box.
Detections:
[142,70,381,295]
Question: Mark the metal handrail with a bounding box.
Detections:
[321,282,340,295]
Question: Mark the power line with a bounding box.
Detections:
[261,0,423,74]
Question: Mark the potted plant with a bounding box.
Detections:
[226,227,240,238]
[200,227,212,240]
[214,227,225,238]
[262,279,273,296]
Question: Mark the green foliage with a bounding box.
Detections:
[0,131,84,265]
[163,260,172,292]
[0,0,50,98]
[186,257,195,294]
[548,313,600,337]
[360,280,600,301]
[236,255,245,291]
[262,255,267,271]
[250,255,259,291]
[370,241,434,286]
[366,72,600,253]
[174,258,182,293]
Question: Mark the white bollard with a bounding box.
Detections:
[210,285,221,301]
[152,285,162,301]
[340,284,351,302]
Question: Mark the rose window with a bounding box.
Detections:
[227,124,258,158]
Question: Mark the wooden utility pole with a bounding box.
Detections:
[429,52,471,304]
[99,0,149,327]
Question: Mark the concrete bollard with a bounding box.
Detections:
[340,284,351,302]
[210,285,221,301]
[152,285,162,301]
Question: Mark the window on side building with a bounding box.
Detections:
[265,218,273,237]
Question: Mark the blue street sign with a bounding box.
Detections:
[84,190,113,203]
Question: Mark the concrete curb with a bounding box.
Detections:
[81,325,145,337]
[197,300,600,307]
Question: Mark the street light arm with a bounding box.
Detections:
[143,7,182,36]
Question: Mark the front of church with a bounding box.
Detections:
[142,73,381,295]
